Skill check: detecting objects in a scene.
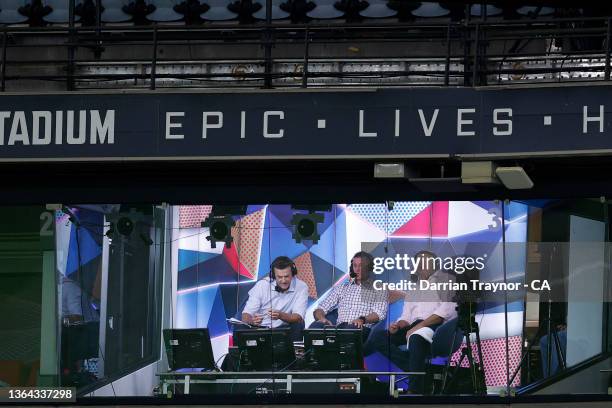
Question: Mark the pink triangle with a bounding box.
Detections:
[223,244,254,279]
[392,202,449,237]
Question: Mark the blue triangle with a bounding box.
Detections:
[205,287,230,337]
[66,225,102,277]
[196,286,218,328]
[505,202,528,222]
[310,253,344,299]
[219,281,258,319]
[266,217,308,259]
[178,249,219,271]
[268,205,294,228]
[178,255,239,290]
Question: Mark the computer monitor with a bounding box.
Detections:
[163,328,216,371]
[304,328,364,371]
[233,328,295,371]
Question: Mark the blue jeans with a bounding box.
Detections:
[363,321,440,393]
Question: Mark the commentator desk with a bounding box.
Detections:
[158,371,425,397]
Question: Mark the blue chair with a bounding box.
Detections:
[306,0,342,19]
[517,6,554,17]
[0,0,28,23]
[122,0,156,24]
[279,0,315,23]
[412,1,449,18]
[359,0,395,19]
[43,0,82,23]
[148,0,182,21]
[200,0,236,20]
[101,0,131,22]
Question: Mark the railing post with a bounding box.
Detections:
[606,18,611,81]
[472,23,480,87]
[150,25,158,90]
[1,30,6,92]
[302,28,309,88]
[263,0,273,88]
[67,0,76,91]
[444,23,451,86]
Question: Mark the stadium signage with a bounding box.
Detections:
[0,87,611,160]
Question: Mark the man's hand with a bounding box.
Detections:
[351,318,365,329]
[318,318,333,326]
[389,322,399,334]
[268,309,284,321]
[405,325,420,340]
[251,314,264,326]
[389,320,408,334]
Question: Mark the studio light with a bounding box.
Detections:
[201,205,247,249]
[290,205,331,244]
[202,215,235,249]
[117,216,134,236]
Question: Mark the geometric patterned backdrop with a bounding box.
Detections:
[174,201,528,387]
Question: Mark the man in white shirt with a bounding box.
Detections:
[241,256,309,342]
[364,250,457,394]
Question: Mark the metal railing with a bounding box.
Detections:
[0,14,612,90]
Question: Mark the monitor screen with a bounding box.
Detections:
[163,328,216,371]
[304,328,364,371]
[233,328,295,371]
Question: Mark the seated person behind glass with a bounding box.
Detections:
[311,251,388,339]
[364,250,456,394]
[61,274,100,384]
[62,274,100,325]
[241,256,308,342]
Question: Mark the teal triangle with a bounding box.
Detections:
[178,249,219,271]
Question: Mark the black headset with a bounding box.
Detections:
[269,256,298,293]
[349,251,374,280]
[269,256,298,280]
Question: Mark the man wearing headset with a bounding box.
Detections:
[310,251,388,341]
[241,256,309,342]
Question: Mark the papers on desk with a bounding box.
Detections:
[226,318,263,329]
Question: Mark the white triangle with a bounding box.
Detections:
[448,201,500,238]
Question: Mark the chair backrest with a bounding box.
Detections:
[200,0,236,20]
[306,0,343,19]
[0,0,29,23]
[359,0,396,19]
[412,2,449,18]
[101,0,131,22]
[44,0,83,23]
[147,0,182,21]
